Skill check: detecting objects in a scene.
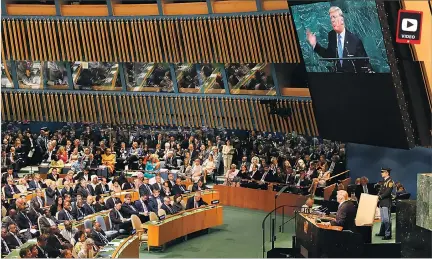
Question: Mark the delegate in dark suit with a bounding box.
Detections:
[4,232,26,249]
[4,184,20,199]
[314,29,370,73]
[330,200,357,231]
[354,183,376,201]
[186,196,208,210]
[105,197,121,210]
[91,228,109,247]
[148,196,163,213]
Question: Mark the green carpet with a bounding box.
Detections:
[139,206,396,258]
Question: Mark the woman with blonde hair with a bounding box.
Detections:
[202,154,216,184]
[222,139,235,173]
[78,238,96,258]
[249,156,260,172]
[57,146,68,163]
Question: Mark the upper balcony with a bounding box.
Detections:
[2,0,289,17]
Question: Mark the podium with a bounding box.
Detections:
[319,57,370,73]
[295,213,365,257]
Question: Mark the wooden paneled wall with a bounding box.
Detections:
[1,13,300,63]
[1,92,318,135]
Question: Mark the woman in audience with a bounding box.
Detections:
[62,171,75,185]
[224,164,238,186]
[57,146,68,163]
[175,144,184,159]
[317,155,328,172]
[249,156,260,172]
[16,178,29,193]
[172,194,184,213]
[50,195,64,217]
[101,148,116,175]
[236,164,251,187]
[50,154,65,169]
[29,244,39,258]
[222,139,235,173]
[110,179,122,193]
[78,238,96,258]
[145,154,160,173]
[73,231,86,257]
[317,169,331,188]
[202,154,216,184]
[191,159,203,183]
[69,148,80,163]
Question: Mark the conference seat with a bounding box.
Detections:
[96,215,119,240]
[180,200,186,210]
[84,219,92,229]
[149,212,158,221]
[157,209,166,218]
[131,214,148,248]
[187,184,193,191]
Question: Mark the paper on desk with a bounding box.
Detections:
[355,193,378,226]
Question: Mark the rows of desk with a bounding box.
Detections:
[214,185,307,215]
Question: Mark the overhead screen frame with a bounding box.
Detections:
[288,0,416,149]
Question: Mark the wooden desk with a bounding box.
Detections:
[96,235,140,258]
[296,213,364,257]
[180,189,219,205]
[146,205,223,247]
[214,185,307,215]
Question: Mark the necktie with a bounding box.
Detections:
[130,204,136,211]
[65,210,72,220]
[13,234,23,246]
[117,210,124,220]
[98,231,108,245]
[22,213,32,227]
[194,201,198,208]
[37,181,41,189]
[48,217,55,226]
[337,34,343,65]
[180,185,185,192]
[10,185,15,195]
[2,239,10,253]
[363,185,368,194]
[101,185,105,193]
[90,204,95,213]
[166,205,173,214]
[146,185,151,193]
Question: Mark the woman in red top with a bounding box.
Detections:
[57,146,68,163]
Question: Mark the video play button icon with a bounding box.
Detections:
[402,18,418,32]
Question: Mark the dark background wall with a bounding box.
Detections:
[346,143,432,198]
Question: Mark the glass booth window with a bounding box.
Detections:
[44,62,69,90]
[1,62,13,88]
[124,63,173,92]
[16,61,43,89]
[198,64,225,94]
[175,63,199,92]
[225,63,276,95]
[72,62,122,91]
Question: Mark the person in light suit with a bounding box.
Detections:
[306,6,370,73]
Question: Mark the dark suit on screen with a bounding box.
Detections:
[314,29,370,72]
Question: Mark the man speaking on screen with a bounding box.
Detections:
[306,6,371,73]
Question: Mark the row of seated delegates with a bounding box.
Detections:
[2,124,345,182]
[1,174,210,257]
[221,160,335,196]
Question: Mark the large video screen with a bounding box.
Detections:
[291,0,390,73]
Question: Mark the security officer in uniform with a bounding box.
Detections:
[376,167,394,240]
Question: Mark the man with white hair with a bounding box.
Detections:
[306,6,370,72]
[326,190,357,231]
